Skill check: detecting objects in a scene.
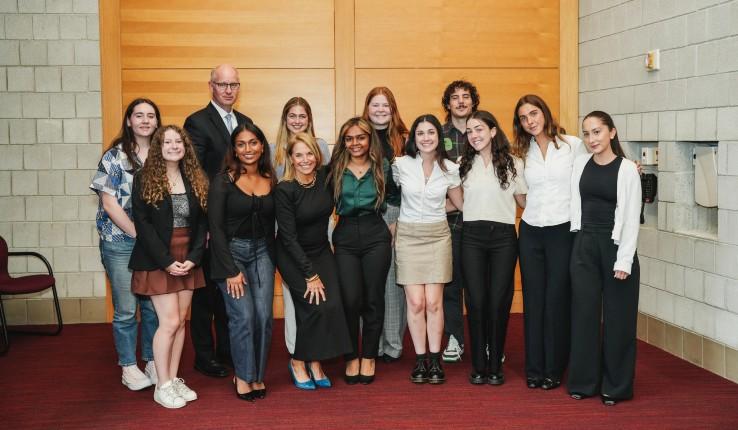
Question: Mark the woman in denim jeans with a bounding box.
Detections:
[208,123,277,401]
[90,98,161,391]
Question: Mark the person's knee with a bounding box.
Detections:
[407,295,425,314]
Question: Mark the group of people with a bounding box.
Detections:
[91,63,641,409]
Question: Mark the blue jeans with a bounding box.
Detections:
[217,238,275,383]
[100,238,158,366]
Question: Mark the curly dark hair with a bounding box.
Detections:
[459,110,517,189]
[441,80,480,122]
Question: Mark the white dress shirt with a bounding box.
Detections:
[521,135,587,227]
[210,101,235,133]
[392,155,461,223]
[462,154,527,224]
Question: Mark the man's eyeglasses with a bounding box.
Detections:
[212,81,240,91]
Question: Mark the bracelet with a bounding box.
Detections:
[305,274,320,282]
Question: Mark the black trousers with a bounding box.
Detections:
[191,252,230,362]
[567,227,640,399]
[443,212,466,344]
[333,214,392,360]
[461,221,518,375]
[519,220,573,381]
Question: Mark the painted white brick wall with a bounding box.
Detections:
[581,0,738,349]
[0,1,102,303]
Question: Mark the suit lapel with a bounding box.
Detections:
[206,103,231,149]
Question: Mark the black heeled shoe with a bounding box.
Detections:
[541,378,561,390]
[232,378,255,402]
[254,387,266,399]
[358,374,375,385]
[410,355,428,384]
[526,377,542,389]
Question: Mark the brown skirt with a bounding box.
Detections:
[132,227,206,296]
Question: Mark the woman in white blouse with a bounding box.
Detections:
[512,94,587,391]
[459,111,527,386]
[392,114,463,385]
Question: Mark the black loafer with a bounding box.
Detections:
[541,378,561,390]
[194,359,229,377]
[526,377,542,389]
[487,372,505,385]
[470,373,487,385]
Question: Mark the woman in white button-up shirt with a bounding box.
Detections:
[459,110,527,386]
[513,94,587,391]
[392,114,463,385]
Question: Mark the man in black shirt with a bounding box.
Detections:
[440,80,479,363]
[184,64,253,377]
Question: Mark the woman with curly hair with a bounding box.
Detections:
[90,98,161,390]
[329,117,397,384]
[459,111,527,386]
[129,125,209,409]
[361,86,409,363]
[208,122,277,401]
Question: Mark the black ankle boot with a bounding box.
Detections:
[427,352,445,384]
[410,354,428,384]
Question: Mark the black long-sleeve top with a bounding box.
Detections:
[207,172,276,280]
[274,167,333,279]
[376,128,402,207]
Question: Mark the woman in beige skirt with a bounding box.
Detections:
[392,114,463,385]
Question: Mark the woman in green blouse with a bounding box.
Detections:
[329,117,397,384]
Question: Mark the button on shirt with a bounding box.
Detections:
[392,156,461,223]
[336,159,397,217]
[462,155,527,224]
[521,135,587,227]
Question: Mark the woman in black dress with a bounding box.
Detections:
[275,132,352,390]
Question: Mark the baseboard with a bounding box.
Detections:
[2,297,107,325]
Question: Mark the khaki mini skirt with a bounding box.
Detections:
[394,220,452,285]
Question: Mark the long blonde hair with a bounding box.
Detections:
[274,97,317,169]
[282,132,323,182]
[329,117,386,209]
[137,125,208,210]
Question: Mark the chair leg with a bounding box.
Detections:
[0,298,9,355]
[51,283,63,336]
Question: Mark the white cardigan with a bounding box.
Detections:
[570,154,642,274]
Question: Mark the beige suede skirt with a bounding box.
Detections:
[394,220,452,285]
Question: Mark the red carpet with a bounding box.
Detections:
[1,315,737,429]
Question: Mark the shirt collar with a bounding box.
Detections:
[210,100,233,118]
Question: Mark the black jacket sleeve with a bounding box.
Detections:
[131,174,176,269]
[274,183,315,279]
[206,174,240,280]
[185,191,208,266]
[184,115,209,169]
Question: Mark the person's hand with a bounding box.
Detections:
[226,272,246,299]
[614,270,630,280]
[635,160,643,175]
[304,277,326,305]
[166,261,188,276]
[388,222,397,247]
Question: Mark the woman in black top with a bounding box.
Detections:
[275,132,352,390]
[208,123,276,402]
[329,117,396,384]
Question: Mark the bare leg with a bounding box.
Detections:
[309,361,326,380]
[360,358,375,376]
[150,293,180,386]
[290,358,311,383]
[425,284,445,353]
[345,358,360,376]
[405,284,428,354]
[169,290,193,379]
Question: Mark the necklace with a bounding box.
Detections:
[349,160,370,176]
[167,171,181,190]
[297,173,317,189]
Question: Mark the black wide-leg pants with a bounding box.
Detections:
[567,226,640,400]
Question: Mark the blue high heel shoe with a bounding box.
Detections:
[289,360,316,390]
[307,364,332,388]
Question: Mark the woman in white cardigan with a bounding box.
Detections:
[567,110,641,406]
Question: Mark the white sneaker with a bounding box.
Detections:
[144,361,158,385]
[442,335,464,363]
[121,365,153,391]
[154,381,186,409]
[172,377,198,402]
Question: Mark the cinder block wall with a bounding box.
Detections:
[0,0,106,324]
[579,0,738,382]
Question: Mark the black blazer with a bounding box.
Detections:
[128,173,208,271]
[183,102,252,179]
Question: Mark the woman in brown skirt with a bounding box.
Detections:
[129,125,208,409]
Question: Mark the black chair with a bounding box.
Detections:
[0,236,63,355]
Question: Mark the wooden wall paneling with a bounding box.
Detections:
[559,0,579,134]
[355,0,559,69]
[119,0,335,69]
[121,69,336,145]
[355,68,559,137]
[334,0,356,134]
[100,0,122,321]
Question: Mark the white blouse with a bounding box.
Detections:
[392,155,461,223]
[462,155,527,224]
[521,135,587,227]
